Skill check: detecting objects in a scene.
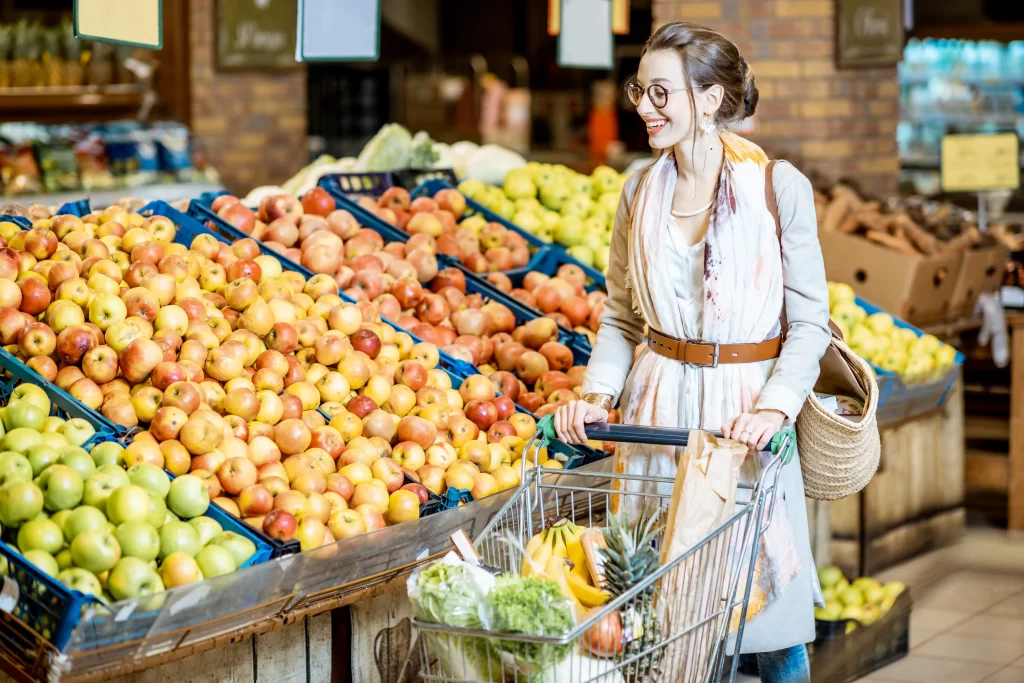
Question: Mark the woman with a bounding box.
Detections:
[553,22,831,683]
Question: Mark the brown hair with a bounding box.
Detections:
[640,22,758,126]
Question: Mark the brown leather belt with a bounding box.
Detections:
[648,328,782,367]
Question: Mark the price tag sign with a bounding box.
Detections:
[558,0,614,70]
[75,0,162,49]
[941,133,1021,193]
[297,0,381,62]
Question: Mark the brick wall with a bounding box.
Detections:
[653,0,900,197]
[189,0,308,194]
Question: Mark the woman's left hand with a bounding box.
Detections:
[722,409,786,450]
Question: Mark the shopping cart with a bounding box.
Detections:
[412,421,792,683]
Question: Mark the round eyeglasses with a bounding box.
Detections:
[626,80,694,108]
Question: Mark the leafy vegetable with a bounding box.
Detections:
[408,559,501,681]
[488,575,575,673]
[356,123,413,171]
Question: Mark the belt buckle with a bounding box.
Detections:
[692,339,720,368]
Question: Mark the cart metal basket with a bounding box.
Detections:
[412,423,791,683]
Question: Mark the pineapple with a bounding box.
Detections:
[602,505,663,681]
[61,20,84,87]
[0,25,13,90]
[42,26,61,88]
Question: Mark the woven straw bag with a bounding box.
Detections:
[767,161,881,500]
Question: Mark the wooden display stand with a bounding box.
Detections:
[830,376,966,577]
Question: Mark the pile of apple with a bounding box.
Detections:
[0,385,256,606]
[356,186,534,274]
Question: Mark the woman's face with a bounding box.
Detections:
[635,49,696,150]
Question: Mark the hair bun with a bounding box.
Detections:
[741,65,758,120]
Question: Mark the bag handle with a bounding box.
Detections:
[766,160,845,342]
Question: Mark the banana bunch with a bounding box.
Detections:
[522,518,610,614]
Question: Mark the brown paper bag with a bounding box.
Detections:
[656,432,747,683]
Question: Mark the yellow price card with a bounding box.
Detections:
[941,133,1021,193]
[75,0,162,50]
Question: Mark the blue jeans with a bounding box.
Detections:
[756,644,811,683]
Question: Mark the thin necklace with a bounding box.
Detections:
[670,200,713,218]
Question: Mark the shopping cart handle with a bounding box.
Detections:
[583,423,724,447]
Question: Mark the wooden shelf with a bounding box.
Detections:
[0,85,145,122]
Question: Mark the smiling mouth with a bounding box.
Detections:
[645,120,666,132]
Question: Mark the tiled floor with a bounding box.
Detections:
[738,529,1024,682]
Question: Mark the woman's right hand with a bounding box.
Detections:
[554,401,609,445]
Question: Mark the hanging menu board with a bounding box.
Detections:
[217,0,298,70]
[557,0,614,70]
[835,0,903,68]
[75,0,162,49]
[296,0,380,62]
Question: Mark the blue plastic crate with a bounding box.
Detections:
[319,172,396,198]
[854,296,964,425]
[56,199,92,218]
[513,246,607,292]
[191,190,232,209]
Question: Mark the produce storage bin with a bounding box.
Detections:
[809,591,911,682]
[0,378,277,654]
[512,244,607,292]
[856,297,964,426]
[319,168,458,199]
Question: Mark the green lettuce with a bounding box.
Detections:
[488,575,575,674]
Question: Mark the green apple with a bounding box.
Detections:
[37,465,84,511]
[3,428,43,455]
[82,472,122,510]
[209,531,256,568]
[63,505,109,543]
[594,245,610,271]
[0,480,43,527]
[26,445,60,477]
[71,528,121,574]
[554,215,584,247]
[566,246,594,268]
[17,518,64,554]
[147,492,168,529]
[12,385,50,413]
[3,401,46,433]
[163,510,178,527]
[0,452,32,485]
[58,567,103,598]
[159,520,200,559]
[95,465,130,488]
[22,549,58,577]
[115,522,160,562]
[189,516,223,547]
[108,557,164,601]
[90,442,126,468]
[58,419,95,448]
[41,416,65,433]
[38,433,68,450]
[128,464,170,499]
[49,508,71,532]
[58,450,96,482]
[195,545,236,579]
[105,485,151,525]
[166,475,210,520]
[55,547,73,570]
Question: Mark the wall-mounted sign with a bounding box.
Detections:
[941,133,1021,193]
[217,0,298,70]
[836,0,904,68]
[75,0,162,49]
[558,0,614,70]
[297,0,380,62]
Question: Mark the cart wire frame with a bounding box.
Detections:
[412,429,789,683]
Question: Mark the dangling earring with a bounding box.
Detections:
[700,113,716,137]
[701,113,716,172]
